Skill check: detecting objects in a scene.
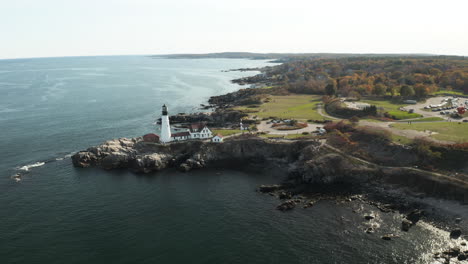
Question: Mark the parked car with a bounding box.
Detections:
[440,112,445,115]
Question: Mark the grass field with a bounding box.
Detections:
[235,95,325,120]
[393,122,468,143]
[212,129,242,136]
[400,117,444,122]
[360,98,423,120]
[432,90,467,96]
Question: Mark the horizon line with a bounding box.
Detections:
[1,51,467,61]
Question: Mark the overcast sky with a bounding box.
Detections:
[1,0,467,59]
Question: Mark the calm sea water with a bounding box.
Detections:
[0,56,460,264]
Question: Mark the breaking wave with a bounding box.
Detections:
[19,162,46,171]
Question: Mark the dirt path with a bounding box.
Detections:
[317,103,340,120]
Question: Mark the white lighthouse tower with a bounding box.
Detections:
[160,104,172,143]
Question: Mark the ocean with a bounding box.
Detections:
[0,56,462,264]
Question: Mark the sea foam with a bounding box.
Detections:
[19,162,46,171]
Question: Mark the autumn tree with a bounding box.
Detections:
[325,83,337,96]
[400,85,415,97]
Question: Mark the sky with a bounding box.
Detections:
[1,0,468,59]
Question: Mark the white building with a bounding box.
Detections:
[158,104,213,142]
[240,120,249,130]
[187,123,213,139]
[160,104,172,143]
[212,134,224,143]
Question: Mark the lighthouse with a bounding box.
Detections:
[160,104,172,143]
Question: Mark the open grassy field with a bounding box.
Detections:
[397,117,444,122]
[212,129,242,136]
[393,122,468,143]
[432,90,467,96]
[235,94,325,121]
[360,98,422,120]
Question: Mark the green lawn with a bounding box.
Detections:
[391,134,414,145]
[360,98,423,120]
[432,90,467,96]
[403,117,444,122]
[212,129,242,136]
[235,95,325,121]
[393,122,468,143]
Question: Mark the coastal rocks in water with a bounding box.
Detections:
[278,191,292,200]
[276,200,297,211]
[258,184,283,193]
[72,151,98,168]
[455,218,462,224]
[381,234,398,241]
[406,209,423,224]
[364,215,375,221]
[450,228,462,239]
[401,209,424,232]
[401,219,413,232]
[178,158,205,172]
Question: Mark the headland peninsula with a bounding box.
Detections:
[74,53,468,262]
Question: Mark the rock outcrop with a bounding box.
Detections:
[72,136,468,204]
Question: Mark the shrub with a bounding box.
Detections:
[411,137,442,163]
[349,116,360,123]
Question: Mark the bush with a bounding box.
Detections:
[302,132,310,135]
[324,121,355,133]
[411,137,442,163]
[349,116,360,123]
[353,126,391,142]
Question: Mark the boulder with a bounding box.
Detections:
[277,200,296,211]
[100,153,129,170]
[365,215,375,221]
[278,192,292,200]
[406,209,423,224]
[450,228,462,239]
[402,219,413,232]
[178,163,191,172]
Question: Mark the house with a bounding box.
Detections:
[240,120,249,130]
[143,133,160,143]
[212,134,224,143]
[171,131,190,141]
[188,123,213,139]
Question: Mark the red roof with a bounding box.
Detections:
[215,134,224,138]
[172,131,190,137]
[189,123,207,133]
[143,133,160,142]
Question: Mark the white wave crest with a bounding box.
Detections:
[19,162,45,171]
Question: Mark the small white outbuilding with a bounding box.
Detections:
[212,134,224,143]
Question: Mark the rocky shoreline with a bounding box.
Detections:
[72,134,468,262]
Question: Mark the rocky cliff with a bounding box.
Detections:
[71,137,373,183]
[72,136,468,203]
